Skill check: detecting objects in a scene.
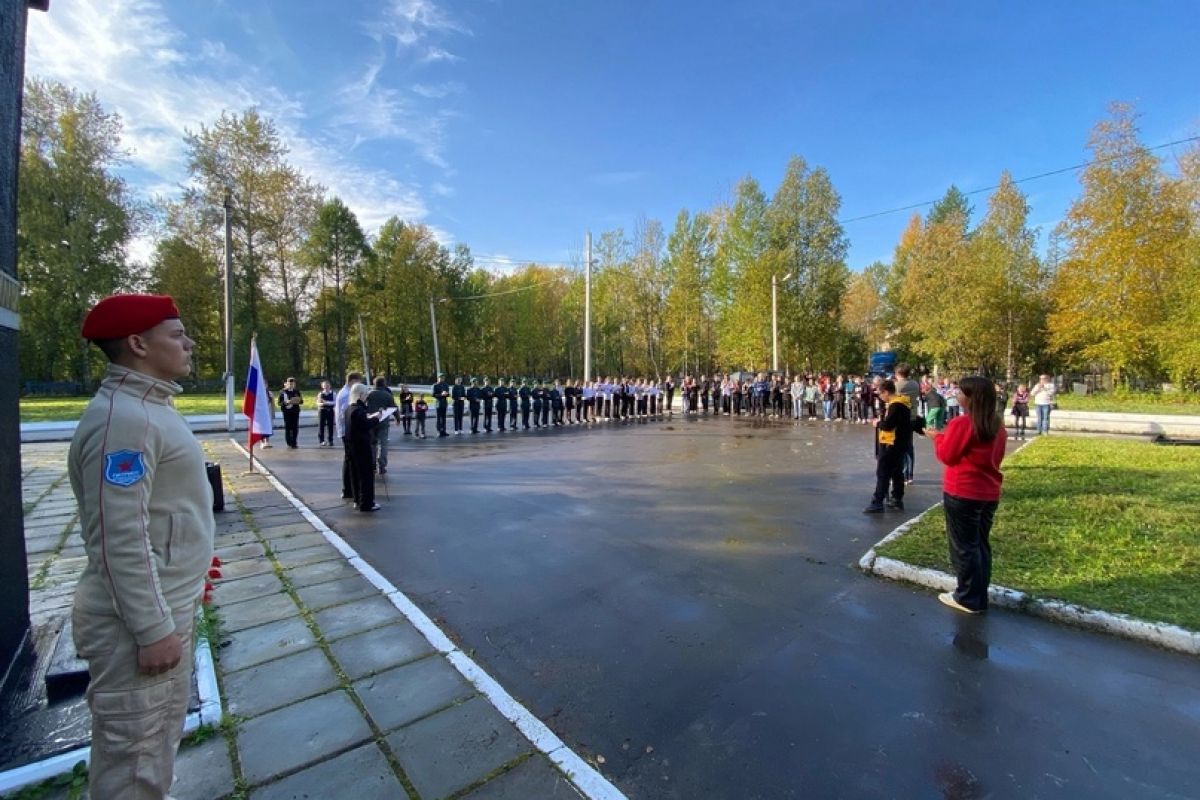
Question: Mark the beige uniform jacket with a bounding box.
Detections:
[69,364,215,646]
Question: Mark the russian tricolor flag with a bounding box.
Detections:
[242,338,274,447]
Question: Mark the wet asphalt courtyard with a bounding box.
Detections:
[246,415,1200,800]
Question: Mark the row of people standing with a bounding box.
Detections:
[425,376,674,437]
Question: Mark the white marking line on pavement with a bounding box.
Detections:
[228,440,628,799]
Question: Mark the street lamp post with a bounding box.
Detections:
[772,272,793,372]
[429,297,442,378]
[584,231,593,382]
[222,188,235,431]
[357,312,371,385]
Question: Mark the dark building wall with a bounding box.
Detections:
[1,0,32,675]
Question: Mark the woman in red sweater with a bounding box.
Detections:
[924,375,1007,614]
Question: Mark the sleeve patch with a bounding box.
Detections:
[104,450,147,487]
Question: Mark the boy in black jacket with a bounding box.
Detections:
[865,379,920,513]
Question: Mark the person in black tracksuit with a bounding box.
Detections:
[467,379,481,433]
[483,379,497,432]
[317,380,336,445]
[551,381,565,425]
[493,381,507,432]
[865,379,921,513]
[519,381,532,429]
[278,377,303,448]
[451,377,466,434]
[507,379,519,429]
[531,383,544,428]
[432,375,450,436]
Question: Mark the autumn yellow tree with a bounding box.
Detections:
[840,262,888,350]
[899,189,979,369]
[1048,104,1191,384]
[969,172,1047,381]
[1156,140,1200,387]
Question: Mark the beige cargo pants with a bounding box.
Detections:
[74,604,195,800]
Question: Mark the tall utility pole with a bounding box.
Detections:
[223,188,235,431]
[429,297,442,377]
[584,231,592,382]
[357,313,371,385]
[771,272,792,372]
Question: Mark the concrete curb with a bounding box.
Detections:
[0,615,223,796]
[859,513,1200,658]
[229,439,628,800]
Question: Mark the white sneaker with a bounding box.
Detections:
[938,592,983,615]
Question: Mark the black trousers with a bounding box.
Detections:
[453,401,464,431]
[871,448,905,506]
[944,493,997,611]
[282,409,300,447]
[497,404,507,431]
[436,405,448,434]
[351,450,375,510]
[541,404,550,426]
[469,404,480,432]
[509,405,518,428]
[522,406,531,428]
[484,401,494,430]
[318,408,335,443]
[341,438,353,497]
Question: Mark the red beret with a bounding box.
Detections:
[81,294,180,340]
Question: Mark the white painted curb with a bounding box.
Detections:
[859,509,1200,657]
[229,440,627,800]
[0,614,223,796]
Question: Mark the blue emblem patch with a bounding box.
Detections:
[104,450,147,487]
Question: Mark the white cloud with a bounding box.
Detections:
[25,0,453,241]
[366,0,471,53]
[421,46,462,64]
[412,81,464,99]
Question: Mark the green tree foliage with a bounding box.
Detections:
[926,184,972,231]
[767,158,850,371]
[20,85,1200,396]
[1157,140,1200,387]
[714,177,771,369]
[1048,104,1191,384]
[840,261,888,352]
[664,211,713,376]
[18,79,141,386]
[303,198,370,379]
[968,172,1047,380]
[146,236,223,379]
[182,109,319,382]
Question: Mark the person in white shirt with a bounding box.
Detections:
[1032,374,1057,435]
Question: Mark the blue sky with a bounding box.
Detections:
[26,0,1200,272]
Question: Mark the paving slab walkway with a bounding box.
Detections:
[6,441,598,800]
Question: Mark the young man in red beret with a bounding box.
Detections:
[67,294,215,799]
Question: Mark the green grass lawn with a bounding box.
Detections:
[876,437,1200,631]
[1056,391,1200,415]
[20,392,233,423]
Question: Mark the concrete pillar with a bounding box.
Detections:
[0,0,41,678]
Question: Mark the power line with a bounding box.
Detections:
[838,135,1200,225]
[444,276,566,302]
[473,254,571,266]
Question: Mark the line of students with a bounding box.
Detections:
[421,375,675,437]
